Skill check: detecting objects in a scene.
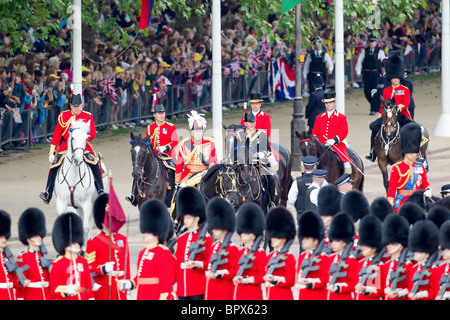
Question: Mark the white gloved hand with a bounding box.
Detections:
[156,145,167,153]
[49,154,55,163]
[257,152,266,160]
[424,189,432,198]
[179,183,187,188]
[119,280,133,291]
[268,154,278,167]
[325,139,336,147]
[65,285,76,296]
[103,261,115,274]
[371,88,378,97]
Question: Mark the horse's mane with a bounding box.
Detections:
[202,163,231,181]
[226,124,245,132]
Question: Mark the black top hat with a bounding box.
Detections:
[52,212,84,255]
[408,220,439,254]
[266,206,296,241]
[18,208,47,246]
[139,199,171,242]
[400,122,422,154]
[382,214,409,247]
[0,210,11,240]
[154,104,165,113]
[358,215,383,251]
[248,93,263,103]
[206,197,236,232]
[328,212,355,244]
[313,74,324,87]
[176,187,207,224]
[322,92,336,103]
[340,190,369,222]
[70,94,82,106]
[236,202,265,237]
[243,112,256,122]
[334,173,353,186]
[298,210,325,241]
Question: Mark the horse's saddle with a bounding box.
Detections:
[50,151,99,169]
[157,153,176,172]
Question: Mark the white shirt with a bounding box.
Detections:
[355,47,386,76]
[303,49,334,78]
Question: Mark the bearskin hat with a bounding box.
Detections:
[408,220,439,254]
[385,55,405,81]
[176,187,206,223]
[52,212,84,255]
[398,202,425,226]
[427,206,450,230]
[0,210,11,240]
[266,206,296,241]
[298,210,325,241]
[139,199,171,242]
[358,215,383,251]
[236,202,265,237]
[439,221,450,250]
[317,185,342,217]
[206,197,236,233]
[93,193,109,230]
[400,122,422,155]
[369,197,394,222]
[382,214,409,247]
[328,212,355,244]
[340,190,369,222]
[18,208,47,246]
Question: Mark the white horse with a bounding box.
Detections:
[54,119,107,235]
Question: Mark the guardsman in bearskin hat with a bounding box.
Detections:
[204,197,239,300]
[326,213,359,300]
[407,220,440,300]
[427,206,450,231]
[263,206,296,300]
[84,194,130,300]
[354,215,386,300]
[39,94,104,204]
[119,199,175,300]
[0,210,20,300]
[387,122,431,212]
[16,208,51,300]
[369,196,394,223]
[240,92,272,138]
[175,111,218,187]
[398,202,426,227]
[316,184,342,255]
[232,202,267,300]
[382,214,412,300]
[175,187,212,300]
[296,210,332,300]
[49,212,94,300]
[435,221,450,300]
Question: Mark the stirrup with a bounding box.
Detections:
[365,152,376,162]
[125,194,137,207]
[39,191,50,204]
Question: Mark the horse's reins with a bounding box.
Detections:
[134,147,160,198]
[298,137,332,165]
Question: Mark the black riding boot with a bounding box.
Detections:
[165,169,176,206]
[125,180,138,206]
[365,130,377,162]
[39,167,58,204]
[89,163,104,194]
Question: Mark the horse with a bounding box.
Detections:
[54,119,107,235]
[296,130,365,191]
[374,97,429,191]
[129,132,171,209]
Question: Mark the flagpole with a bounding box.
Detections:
[72,0,82,96]
[335,0,345,114]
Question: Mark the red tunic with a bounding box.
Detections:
[382,258,412,300]
[205,241,239,300]
[175,230,213,298]
[296,251,332,300]
[380,85,412,119]
[0,251,19,300]
[85,232,130,300]
[16,249,51,300]
[233,248,267,300]
[434,262,450,299]
[146,121,178,158]
[264,251,296,300]
[355,258,386,300]
[312,110,351,163]
[408,262,438,300]
[240,110,272,137]
[49,255,94,300]
[326,253,359,300]
[133,245,175,300]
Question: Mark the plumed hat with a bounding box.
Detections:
[317,185,342,217]
[369,197,394,223]
[427,206,450,230]
[398,202,425,226]
[298,210,325,241]
[340,190,369,222]
[0,210,11,240]
[188,110,207,130]
[206,197,236,232]
[439,221,450,249]
[358,215,383,251]
[266,206,296,241]
[328,212,355,244]
[93,193,109,230]
[70,93,83,106]
[52,212,84,255]
[382,214,409,247]
[385,55,405,81]
[139,199,171,242]
[408,220,439,254]
[18,208,47,246]
[236,202,265,236]
[400,122,422,154]
[176,187,206,223]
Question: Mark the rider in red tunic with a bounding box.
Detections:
[146,104,178,157]
[39,94,104,204]
[240,93,272,138]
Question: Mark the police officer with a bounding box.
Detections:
[304,169,328,212]
[355,34,386,115]
[303,37,334,95]
[441,184,450,198]
[305,74,326,133]
[288,156,318,217]
[334,173,353,194]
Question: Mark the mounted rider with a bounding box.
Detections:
[39,94,104,204]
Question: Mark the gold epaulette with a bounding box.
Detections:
[166,121,174,126]
[203,137,215,143]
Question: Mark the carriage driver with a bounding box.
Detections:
[39,94,104,204]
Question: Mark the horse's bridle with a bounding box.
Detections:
[381,106,400,154]
[132,143,160,198]
[215,166,239,200]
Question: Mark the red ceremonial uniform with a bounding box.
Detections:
[16,249,51,300]
[85,232,130,300]
[0,250,19,300]
[50,109,96,155]
[408,262,439,300]
[175,229,213,298]
[387,159,431,212]
[146,121,178,157]
[434,262,450,299]
[326,253,359,300]
[382,257,412,300]
[355,258,386,300]
[175,138,218,184]
[264,251,296,300]
[379,85,412,119]
[49,255,94,300]
[296,251,332,300]
[133,244,175,300]
[240,110,272,138]
[233,248,267,300]
[312,110,351,163]
[205,241,239,300]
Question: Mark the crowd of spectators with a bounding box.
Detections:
[0,0,443,150]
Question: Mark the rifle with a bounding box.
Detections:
[3,246,29,287]
[389,247,409,291]
[188,222,209,262]
[265,238,294,276]
[39,243,53,269]
[167,225,187,255]
[299,238,326,279]
[410,250,438,295]
[209,231,233,275]
[328,241,353,286]
[358,247,385,286]
[236,235,263,277]
[437,271,450,299]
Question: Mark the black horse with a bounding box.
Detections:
[296,130,365,191]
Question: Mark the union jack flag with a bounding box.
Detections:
[229,61,241,79]
[259,36,271,62]
[223,67,231,77]
[250,51,264,70]
[103,75,117,104]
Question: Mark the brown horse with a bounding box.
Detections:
[296,130,365,191]
[374,97,429,191]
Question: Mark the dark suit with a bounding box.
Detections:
[305,88,325,132]
[401,75,415,119]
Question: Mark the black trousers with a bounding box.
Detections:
[369,114,413,150]
[362,71,381,113]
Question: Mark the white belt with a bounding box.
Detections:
[109,271,125,277]
[27,281,49,288]
[0,282,13,289]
